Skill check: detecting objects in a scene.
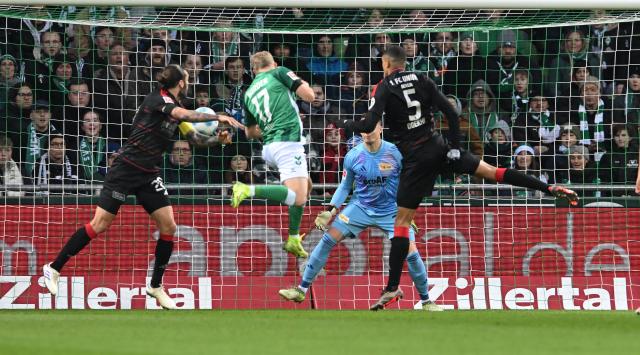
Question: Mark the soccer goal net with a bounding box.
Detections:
[0,5,639,310]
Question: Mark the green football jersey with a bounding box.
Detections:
[243,66,303,144]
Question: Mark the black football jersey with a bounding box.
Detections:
[354,70,460,148]
[118,89,181,172]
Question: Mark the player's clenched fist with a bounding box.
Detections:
[315,208,337,231]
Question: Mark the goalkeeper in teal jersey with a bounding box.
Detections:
[279,122,443,311]
[231,51,315,258]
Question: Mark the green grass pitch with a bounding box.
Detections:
[1,310,638,355]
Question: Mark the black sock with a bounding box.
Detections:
[503,168,549,193]
[51,227,92,272]
[385,237,410,292]
[150,239,174,288]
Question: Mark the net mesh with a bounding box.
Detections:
[0,7,639,310]
[1,6,640,33]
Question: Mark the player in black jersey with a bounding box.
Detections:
[342,46,579,311]
[42,65,244,309]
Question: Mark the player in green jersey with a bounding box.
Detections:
[231,51,315,258]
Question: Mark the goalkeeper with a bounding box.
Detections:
[279,122,442,311]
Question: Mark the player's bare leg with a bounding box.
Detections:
[473,160,578,205]
[370,207,413,310]
[231,176,309,258]
[146,206,178,309]
[280,227,343,302]
[43,207,116,296]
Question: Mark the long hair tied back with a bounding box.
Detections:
[156,64,185,89]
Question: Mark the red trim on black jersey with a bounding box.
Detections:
[370,82,381,97]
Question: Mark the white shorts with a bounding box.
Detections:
[262,141,308,182]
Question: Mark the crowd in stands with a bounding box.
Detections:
[0,8,639,198]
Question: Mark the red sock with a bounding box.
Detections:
[495,168,507,183]
[85,223,98,239]
[159,233,174,241]
[394,226,410,238]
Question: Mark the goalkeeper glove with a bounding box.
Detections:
[315,207,338,231]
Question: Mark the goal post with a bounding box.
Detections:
[0,4,639,310]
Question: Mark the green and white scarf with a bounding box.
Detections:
[25,123,56,177]
[79,136,106,181]
[578,99,605,145]
[209,36,239,66]
[625,87,640,127]
[469,112,499,142]
[531,110,559,144]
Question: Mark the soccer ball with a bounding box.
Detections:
[192,107,219,136]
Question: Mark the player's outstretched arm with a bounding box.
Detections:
[244,124,262,140]
[170,106,245,129]
[295,80,315,103]
[316,161,355,230]
[185,130,232,147]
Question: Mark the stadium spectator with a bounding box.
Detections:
[556,144,601,197]
[545,124,582,178]
[299,84,340,144]
[211,57,250,119]
[486,30,541,115]
[304,34,347,86]
[613,65,640,137]
[589,20,636,92]
[512,91,561,155]
[402,34,429,73]
[224,154,263,195]
[544,27,600,97]
[139,29,180,64]
[0,135,24,197]
[454,31,487,103]
[207,19,251,71]
[426,31,457,94]
[77,111,109,182]
[569,76,615,150]
[22,100,60,177]
[2,83,33,149]
[163,140,208,195]
[473,11,539,63]
[598,124,639,193]
[482,119,513,168]
[512,144,548,197]
[462,80,502,144]
[435,94,483,156]
[345,32,394,84]
[74,7,135,52]
[182,53,212,87]
[23,31,68,89]
[0,54,21,114]
[31,134,79,190]
[135,39,169,98]
[338,62,369,118]
[58,79,92,141]
[317,122,346,197]
[89,26,116,68]
[92,43,141,141]
[269,41,300,72]
[193,85,213,109]
[6,17,65,61]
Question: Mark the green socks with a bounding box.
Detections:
[254,185,289,203]
[288,205,304,236]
